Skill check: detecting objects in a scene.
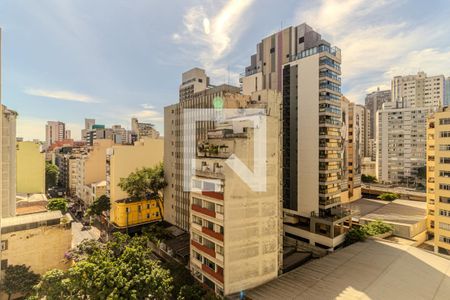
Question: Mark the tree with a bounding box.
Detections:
[177,285,205,300]
[361,174,377,184]
[47,198,68,212]
[118,163,167,200]
[363,220,393,236]
[45,163,59,190]
[33,233,173,300]
[377,192,400,201]
[1,264,40,300]
[344,227,367,246]
[32,269,69,300]
[86,195,111,216]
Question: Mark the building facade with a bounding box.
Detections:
[2,105,17,218]
[16,141,45,194]
[131,118,160,140]
[242,23,352,248]
[106,138,164,229]
[427,108,450,255]
[377,101,433,184]
[392,72,445,108]
[164,68,244,231]
[45,121,66,148]
[365,88,391,141]
[189,91,282,296]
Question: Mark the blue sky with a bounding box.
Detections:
[1,0,450,140]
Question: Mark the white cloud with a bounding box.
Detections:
[141,103,155,110]
[295,0,448,103]
[24,88,99,103]
[130,109,163,123]
[172,0,255,83]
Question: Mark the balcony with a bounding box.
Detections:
[202,191,224,201]
[202,227,224,242]
[195,169,225,180]
[192,204,216,218]
[202,264,224,283]
[191,240,216,258]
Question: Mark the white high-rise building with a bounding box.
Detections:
[392,71,445,108]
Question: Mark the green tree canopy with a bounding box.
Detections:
[361,174,377,183]
[1,264,40,300]
[45,163,59,190]
[33,233,173,300]
[377,192,400,201]
[86,195,111,216]
[118,163,167,200]
[47,198,68,212]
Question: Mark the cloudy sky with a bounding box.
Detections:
[1,0,450,140]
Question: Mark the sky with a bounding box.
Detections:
[1,0,450,140]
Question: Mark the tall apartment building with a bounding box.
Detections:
[2,104,17,218]
[164,68,244,231]
[426,108,450,255]
[445,77,450,106]
[131,117,160,140]
[392,72,445,108]
[65,130,71,140]
[45,121,66,148]
[106,138,164,229]
[242,23,351,249]
[365,88,391,140]
[377,100,433,184]
[111,125,127,144]
[340,97,362,203]
[189,90,282,296]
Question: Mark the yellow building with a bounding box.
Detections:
[427,108,450,255]
[106,138,164,228]
[16,141,45,194]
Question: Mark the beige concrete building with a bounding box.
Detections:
[189,91,282,296]
[2,104,17,218]
[45,121,66,149]
[340,97,362,203]
[0,211,72,285]
[392,71,445,108]
[75,139,113,207]
[164,68,243,231]
[362,157,376,177]
[131,117,160,140]
[16,141,45,194]
[242,23,351,249]
[427,108,450,255]
[106,138,164,227]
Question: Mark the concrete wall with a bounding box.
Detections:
[16,141,45,194]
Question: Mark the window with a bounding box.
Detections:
[193,250,203,262]
[192,215,202,225]
[439,222,450,231]
[138,205,141,212]
[439,209,450,217]
[125,207,130,213]
[1,259,7,269]
[146,214,150,219]
[216,204,224,214]
[270,47,275,53]
[440,118,450,125]
[192,232,203,244]
[439,235,450,244]
[298,37,304,43]
[441,131,450,138]
[439,184,450,191]
[204,201,215,211]
[147,204,150,209]
[440,196,450,204]
[203,238,215,250]
[205,220,214,230]
[216,245,224,255]
[440,157,450,164]
[440,144,450,151]
[440,171,450,178]
[204,257,215,270]
[1,240,7,251]
[192,197,202,206]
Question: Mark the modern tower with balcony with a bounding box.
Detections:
[242,23,351,249]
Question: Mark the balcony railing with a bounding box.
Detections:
[195,169,225,179]
[191,240,215,258]
[192,204,216,218]
[202,227,224,242]
[201,191,224,201]
[202,264,224,283]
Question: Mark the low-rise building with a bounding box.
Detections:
[16,141,45,194]
[0,211,72,278]
[106,138,164,229]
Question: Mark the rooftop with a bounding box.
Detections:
[1,210,64,228]
[245,239,450,300]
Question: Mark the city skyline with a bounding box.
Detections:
[1,0,450,140]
